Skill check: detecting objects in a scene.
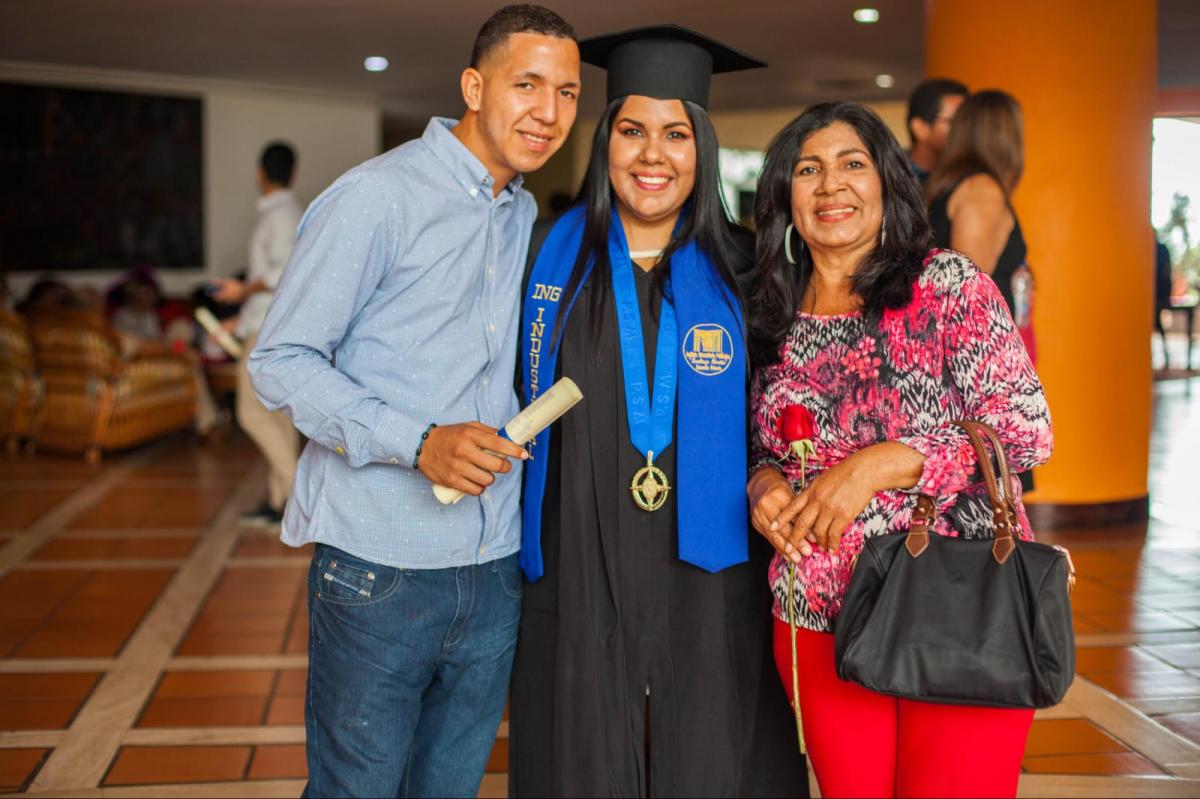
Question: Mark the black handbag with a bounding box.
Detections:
[834,420,1077,709]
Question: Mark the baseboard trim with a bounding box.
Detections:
[1025,496,1149,529]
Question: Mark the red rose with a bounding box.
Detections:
[777,404,817,443]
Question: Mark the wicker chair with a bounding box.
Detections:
[0,307,45,454]
[27,309,196,464]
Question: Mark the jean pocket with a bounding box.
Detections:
[315,548,401,606]
[492,556,523,600]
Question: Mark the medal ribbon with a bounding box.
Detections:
[608,210,677,465]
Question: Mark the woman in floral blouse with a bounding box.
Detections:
[746,101,1052,798]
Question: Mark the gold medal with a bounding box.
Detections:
[630,450,670,512]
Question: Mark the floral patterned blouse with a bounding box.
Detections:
[750,250,1053,633]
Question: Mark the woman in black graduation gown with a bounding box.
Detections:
[510,26,805,798]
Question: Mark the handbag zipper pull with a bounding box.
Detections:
[1052,545,1077,595]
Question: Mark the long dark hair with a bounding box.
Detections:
[554,96,746,347]
[748,101,932,365]
[925,90,1023,203]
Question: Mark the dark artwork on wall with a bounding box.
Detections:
[0,83,203,272]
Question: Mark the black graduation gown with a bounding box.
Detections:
[509,234,806,798]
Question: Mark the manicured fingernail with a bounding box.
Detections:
[770,521,779,531]
[521,451,530,460]
[784,543,794,554]
[790,551,802,563]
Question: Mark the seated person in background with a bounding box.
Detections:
[17,279,75,316]
[109,270,222,437]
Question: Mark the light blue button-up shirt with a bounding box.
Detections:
[249,118,534,569]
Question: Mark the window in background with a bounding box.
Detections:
[1152,117,1200,299]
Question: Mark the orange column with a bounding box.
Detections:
[927,0,1157,513]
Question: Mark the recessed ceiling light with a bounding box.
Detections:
[853,8,881,23]
[875,74,895,88]
[364,56,389,72]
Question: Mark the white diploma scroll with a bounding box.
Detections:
[432,377,583,505]
[194,307,244,359]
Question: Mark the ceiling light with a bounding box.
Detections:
[853,8,881,23]
[875,74,895,88]
[364,56,389,72]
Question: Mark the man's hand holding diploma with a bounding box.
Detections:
[417,422,529,497]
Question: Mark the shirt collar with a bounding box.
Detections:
[257,188,296,214]
[423,117,524,201]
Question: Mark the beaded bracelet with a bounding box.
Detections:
[413,423,437,469]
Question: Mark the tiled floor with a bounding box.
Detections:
[1,379,1199,797]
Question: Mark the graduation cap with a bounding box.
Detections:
[579,24,766,110]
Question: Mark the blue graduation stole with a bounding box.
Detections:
[519,204,749,581]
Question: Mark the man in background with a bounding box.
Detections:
[213,142,303,525]
[248,6,580,796]
[906,77,967,184]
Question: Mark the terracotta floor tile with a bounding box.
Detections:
[138,697,268,728]
[175,634,286,657]
[1021,752,1164,775]
[0,749,48,792]
[265,695,304,725]
[1024,719,1127,757]
[0,570,89,623]
[0,488,76,529]
[14,627,136,659]
[275,670,307,696]
[72,487,231,530]
[233,537,312,559]
[112,536,197,559]
[1085,669,1200,698]
[1073,646,1174,673]
[31,537,123,560]
[1157,711,1200,744]
[155,670,276,698]
[72,569,174,602]
[0,699,92,730]
[284,622,309,654]
[1068,590,1139,614]
[103,745,251,785]
[247,744,307,780]
[184,615,291,637]
[486,736,509,773]
[0,672,101,700]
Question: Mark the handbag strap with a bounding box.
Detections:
[905,420,1021,564]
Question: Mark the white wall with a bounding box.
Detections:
[1,61,382,298]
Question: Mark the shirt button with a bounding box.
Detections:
[389,457,399,464]
[335,446,345,455]
[479,546,488,555]
[469,187,478,196]
[488,323,496,333]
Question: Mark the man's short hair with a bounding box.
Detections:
[260,142,297,186]
[470,5,576,69]
[906,78,968,144]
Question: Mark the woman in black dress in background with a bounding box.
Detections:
[926,89,1036,490]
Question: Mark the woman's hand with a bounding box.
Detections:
[771,442,925,556]
[748,466,815,559]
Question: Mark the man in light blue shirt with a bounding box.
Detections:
[248,6,580,796]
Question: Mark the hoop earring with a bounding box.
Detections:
[784,223,802,265]
[880,215,887,247]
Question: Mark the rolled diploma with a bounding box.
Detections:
[432,377,583,505]
[194,306,244,359]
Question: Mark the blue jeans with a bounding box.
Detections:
[301,544,521,798]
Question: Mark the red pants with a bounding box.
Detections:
[773,619,1033,798]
